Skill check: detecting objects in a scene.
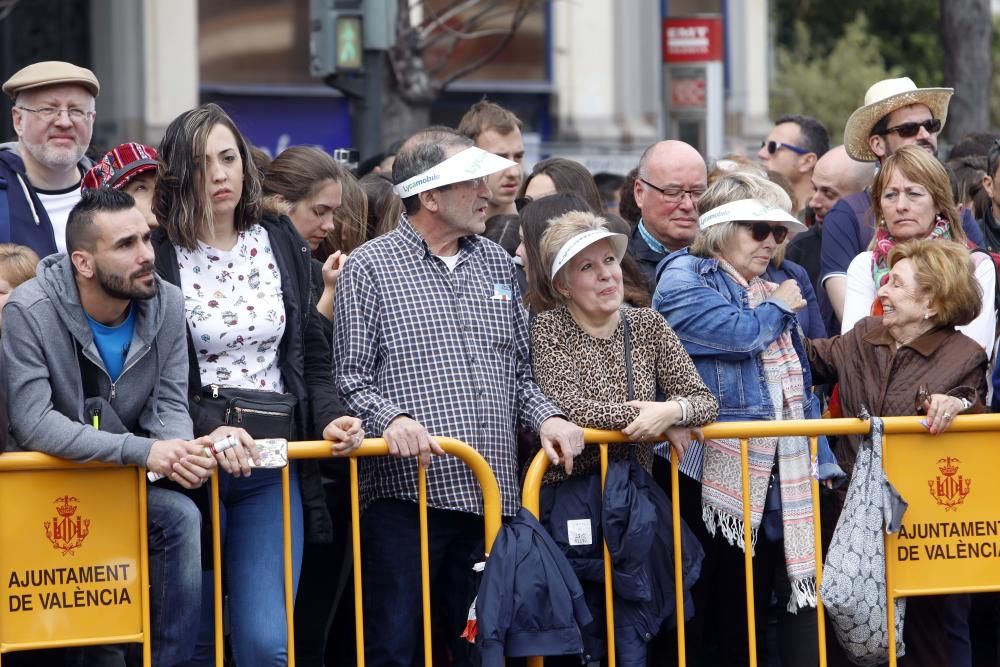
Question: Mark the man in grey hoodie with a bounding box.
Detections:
[1,187,214,666]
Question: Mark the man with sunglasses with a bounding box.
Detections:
[757,114,829,218]
[819,77,984,332]
[1,61,99,258]
[628,139,708,285]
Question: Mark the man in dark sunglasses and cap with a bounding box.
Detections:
[819,77,984,333]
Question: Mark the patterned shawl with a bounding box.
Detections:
[700,259,817,611]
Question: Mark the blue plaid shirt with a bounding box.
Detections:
[332,216,562,516]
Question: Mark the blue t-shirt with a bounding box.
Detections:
[86,305,136,381]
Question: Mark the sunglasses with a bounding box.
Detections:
[883,118,942,138]
[761,140,810,156]
[739,222,788,243]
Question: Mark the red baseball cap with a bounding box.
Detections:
[82,143,158,191]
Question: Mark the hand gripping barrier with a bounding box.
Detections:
[0,454,152,665]
[520,415,1000,667]
[205,438,503,666]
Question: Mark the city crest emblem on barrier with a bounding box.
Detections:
[44,496,91,555]
[928,457,971,511]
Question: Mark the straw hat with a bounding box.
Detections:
[843,77,952,162]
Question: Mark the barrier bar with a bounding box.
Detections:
[349,458,365,667]
[740,438,757,667]
[809,435,827,667]
[281,465,296,666]
[521,423,878,665]
[284,438,503,665]
[210,473,223,667]
[137,468,152,667]
[670,452,686,667]
[599,443,617,667]
[418,465,433,666]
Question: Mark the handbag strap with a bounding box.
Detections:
[621,313,634,401]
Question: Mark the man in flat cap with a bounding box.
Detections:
[819,76,984,330]
[1,61,99,257]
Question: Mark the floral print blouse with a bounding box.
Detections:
[176,224,286,391]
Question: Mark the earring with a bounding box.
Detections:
[924,313,931,320]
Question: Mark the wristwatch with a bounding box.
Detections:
[958,397,972,412]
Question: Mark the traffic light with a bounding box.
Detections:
[309,0,364,77]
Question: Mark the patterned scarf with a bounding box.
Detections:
[700,259,817,611]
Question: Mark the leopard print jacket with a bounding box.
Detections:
[530,306,718,484]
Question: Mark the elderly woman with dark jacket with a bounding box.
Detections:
[806,238,987,667]
[654,171,823,666]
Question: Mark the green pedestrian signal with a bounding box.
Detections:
[335,16,363,71]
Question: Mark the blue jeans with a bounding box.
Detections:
[361,499,484,667]
[185,466,304,667]
[149,485,203,666]
[65,485,202,667]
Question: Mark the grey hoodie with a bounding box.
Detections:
[1,254,192,465]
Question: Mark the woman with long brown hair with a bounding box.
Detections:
[152,103,363,665]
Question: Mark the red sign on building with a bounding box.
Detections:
[662,17,724,63]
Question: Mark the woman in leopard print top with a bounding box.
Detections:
[529,210,718,485]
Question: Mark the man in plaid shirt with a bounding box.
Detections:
[333,126,583,665]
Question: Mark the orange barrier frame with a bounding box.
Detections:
[521,415,1000,667]
[0,453,152,666]
[230,438,505,667]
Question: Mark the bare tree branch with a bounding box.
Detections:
[420,3,511,48]
[436,0,541,91]
[417,0,481,42]
[388,0,544,104]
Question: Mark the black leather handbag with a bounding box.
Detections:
[198,385,298,440]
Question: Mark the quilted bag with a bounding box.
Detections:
[820,417,908,666]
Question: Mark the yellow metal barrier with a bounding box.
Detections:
[270,438,504,667]
[521,415,1000,667]
[0,453,152,665]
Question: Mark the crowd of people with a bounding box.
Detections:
[0,58,997,667]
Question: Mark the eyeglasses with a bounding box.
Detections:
[638,178,706,203]
[439,176,486,192]
[883,118,942,138]
[760,140,810,156]
[739,222,789,243]
[16,106,95,122]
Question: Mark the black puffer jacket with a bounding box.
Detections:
[539,460,704,666]
[152,213,347,548]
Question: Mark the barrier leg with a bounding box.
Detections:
[600,443,617,667]
[671,453,686,667]
[211,472,224,667]
[418,465,433,667]
[282,465,296,666]
[350,458,366,667]
[138,471,152,667]
[740,438,757,667]
[809,436,827,666]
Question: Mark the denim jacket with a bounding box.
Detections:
[652,248,813,421]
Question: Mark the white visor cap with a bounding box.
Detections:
[393,146,517,197]
[698,198,807,234]
[550,229,629,281]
